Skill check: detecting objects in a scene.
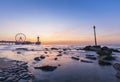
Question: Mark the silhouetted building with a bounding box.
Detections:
[35,36,41,45]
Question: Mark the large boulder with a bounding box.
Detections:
[97,46,112,56]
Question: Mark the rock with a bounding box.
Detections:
[58,51,62,53]
[0,69,3,73]
[20,73,33,80]
[83,46,91,50]
[34,66,57,72]
[18,79,28,82]
[54,58,58,60]
[81,59,93,63]
[113,63,120,71]
[58,64,61,66]
[97,46,112,56]
[16,48,28,51]
[0,60,33,82]
[32,79,50,82]
[63,48,67,51]
[51,48,58,50]
[115,72,120,79]
[34,57,41,61]
[83,45,101,51]
[63,52,67,54]
[98,60,112,66]
[45,48,49,51]
[111,48,120,53]
[102,56,115,60]
[17,62,28,66]
[0,76,6,81]
[17,70,28,74]
[5,75,20,82]
[44,51,48,54]
[57,54,62,56]
[75,48,81,50]
[31,49,34,51]
[71,57,79,61]
[17,52,21,54]
[86,56,97,60]
[86,54,94,56]
[40,55,45,59]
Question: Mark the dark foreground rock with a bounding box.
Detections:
[54,58,58,60]
[98,60,112,66]
[83,45,101,51]
[71,57,79,61]
[0,60,34,82]
[115,72,120,79]
[81,59,93,63]
[86,56,97,60]
[16,48,28,51]
[34,66,57,72]
[51,48,59,50]
[97,46,112,56]
[102,56,115,61]
[57,54,62,56]
[40,55,45,59]
[83,45,120,53]
[34,55,46,61]
[34,57,41,61]
[32,79,50,82]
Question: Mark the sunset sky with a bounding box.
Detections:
[0,0,120,44]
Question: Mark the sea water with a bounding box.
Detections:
[0,44,120,82]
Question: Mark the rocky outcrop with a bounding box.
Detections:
[97,46,112,56]
[0,60,34,82]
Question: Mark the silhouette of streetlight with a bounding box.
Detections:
[93,26,97,46]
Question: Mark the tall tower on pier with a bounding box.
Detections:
[35,36,41,45]
[93,26,97,46]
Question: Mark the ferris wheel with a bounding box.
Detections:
[15,33,26,42]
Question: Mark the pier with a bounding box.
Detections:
[0,41,15,45]
[0,40,35,45]
[0,33,41,45]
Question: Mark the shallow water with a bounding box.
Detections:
[0,45,120,82]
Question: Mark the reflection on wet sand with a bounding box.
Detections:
[0,45,120,82]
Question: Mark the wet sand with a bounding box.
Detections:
[0,45,120,82]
